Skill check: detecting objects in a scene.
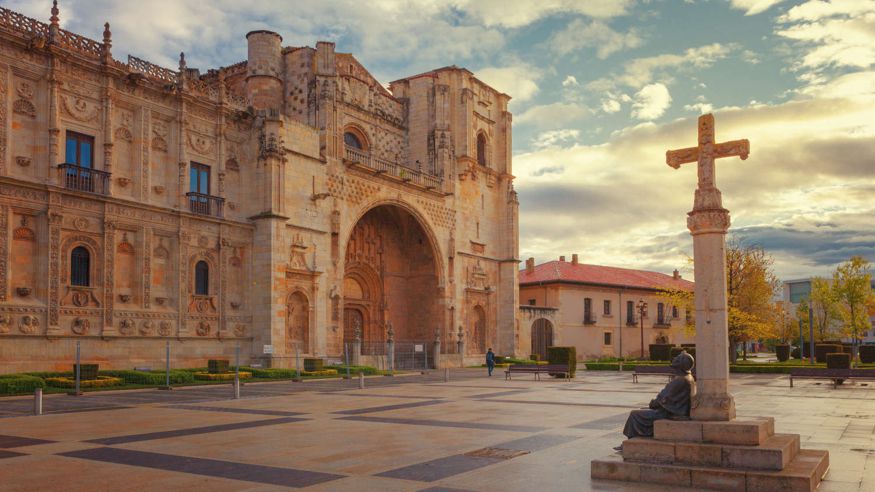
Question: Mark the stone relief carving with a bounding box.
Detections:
[72,217,89,231]
[233,324,246,337]
[151,120,168,152]
[139,320,154,336]
[15,156,30,167]
[114,126,133,142]
[196,321,211,336]
[12,99,35,118]
[0,315,10,334]
[158,321,172,336]
[71,317,89,335]
[119,318,135,335]
[467,260,489,290]
[187,132,214,155]
[60,95,99,122]
[19,315,39,334]
[0,66,6,174]
[289,233,309,270]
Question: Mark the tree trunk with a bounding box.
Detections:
[742,342,748,361]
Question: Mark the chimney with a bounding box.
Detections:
[673,269,680,280]
[525,257,535,274]
[559,255,566,262]
[571,254,579,265]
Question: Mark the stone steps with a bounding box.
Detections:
[654,417,775,446]
[591,448,829,491]
[623,433,800,470]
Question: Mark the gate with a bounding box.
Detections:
[531,318,554,360]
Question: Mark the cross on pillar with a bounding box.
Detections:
[665,113,750,421]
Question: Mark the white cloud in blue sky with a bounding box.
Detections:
[12,0,875,279]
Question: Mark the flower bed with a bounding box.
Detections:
[44,376,123,388]
[194,371,252,381]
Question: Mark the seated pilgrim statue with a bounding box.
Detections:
[618,350,695,448]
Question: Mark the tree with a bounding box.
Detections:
[656,287,695,337]
[725,240,781,361]
[832,256,874,358]
[809,277,841,341]
[773,301,795,343]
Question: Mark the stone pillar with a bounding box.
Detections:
[433,327,441,370]
[352,320,362,366]
[386,322,395,373]
[688,202,735,421]
[457,324,465,367]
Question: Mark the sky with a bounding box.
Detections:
[9,0,875,281]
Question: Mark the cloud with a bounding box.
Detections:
[549,19,641,58]
[729,0,787,15]
[589,43,739,90]
[476,64,541,103]
[454,0,636,27]
[684,95,713,114]
[515,102,591,129]
[602,99,622,113]
[631,83,672,120]
[531,129,581,149]
[562,75,580,87]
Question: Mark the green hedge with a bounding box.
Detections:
[327,364,382,375]
[208,360,230,374]
[775,344,791,362]
[860,345,875,364]
[101,370,195,385]
[650,344,673,361]
[827,353,851,369]
[243,367,298,379]
[815,344,843,363]
[547,346,576,378]
[73,364,99,381]
[304,358,324,372]
[0,375,46,395]
[583,361,670,371]
[670,347,696,360]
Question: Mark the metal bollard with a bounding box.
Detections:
[358,372,365,389]
[444,367,450,383]
[34,388,42,415]
[233,378,240,399]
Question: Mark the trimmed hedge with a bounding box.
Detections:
[529,354,540,361]
[584,361,669,371]
[827,353,851,370]
[547,346,576,378]
[0,375,46,395]
[327,365,382,375]
[815,344,843,364]
[649,344,673,362]
[101,370,195,385]
[208,360,230,374]
[670,347,696,360]
[73,364,99,381]
[45,376,123,388]
[860,345,875,364]
[301,369,338,377]
[304,358,324,372]
[775,344,791,362]
[243,367,298,379]
[194,371,252,381]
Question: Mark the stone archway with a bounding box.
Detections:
[286,291,310,355]
[342,204,441,351]
[531,318,554,361]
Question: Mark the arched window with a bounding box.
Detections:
[476,132,488,167]
[344,131,363,150]
[71,246,90,287]
[195,261,209,296]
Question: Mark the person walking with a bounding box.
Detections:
[486,348,495,376]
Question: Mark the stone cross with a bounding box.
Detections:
[666,113,750,421]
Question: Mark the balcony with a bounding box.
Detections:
[583,314,597,325]
[655,317,672,328]
[186,192,224,218]
[59,163,110,195]
[344,146,442,190]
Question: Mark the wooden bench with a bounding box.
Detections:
[632,365,675,383]
[505,364,571,381]
[789,368,850,389]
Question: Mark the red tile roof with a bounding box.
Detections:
[519,260,694,292]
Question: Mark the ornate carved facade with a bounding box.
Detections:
[0,4,518,372]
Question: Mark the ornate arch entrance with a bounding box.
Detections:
[531,318,554,361]
[286,291,310,355]
[341,204,441,351]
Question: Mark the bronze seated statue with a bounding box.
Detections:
[616,350,695,449]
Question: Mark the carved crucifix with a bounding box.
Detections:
[666,114,749,190]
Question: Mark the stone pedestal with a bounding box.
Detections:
[591,418,829,491]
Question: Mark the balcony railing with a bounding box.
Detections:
[186,192,224,218]
[583,314,597,325]
[345,146,442,190]
[59,163,110,195]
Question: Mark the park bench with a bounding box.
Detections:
[505,364,571,381]
[632,365,676,383]
[789,368,850,389]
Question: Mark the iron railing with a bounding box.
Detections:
[58,163,110,195]
[344,145,442,189]
[186,192,224,218]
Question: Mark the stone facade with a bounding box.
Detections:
[519,256,694,360]
[0,5,519,372]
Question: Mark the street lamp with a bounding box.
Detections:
[637,299,648,359]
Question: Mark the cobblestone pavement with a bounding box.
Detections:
[0,370,873,491]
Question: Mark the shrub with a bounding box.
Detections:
[208,360,229,374]
[327,365,382,375]
[670,347,696,360]
[0,375,46,395]
[546,346,576,378]
[775,344,791,362]
[649,344,674,362]
[244,367,298,379]
[681,344,696,348]
[101,370,195,385]
[303,358,324,372]
[494,356,506,364]
[529,354,539,362]
[860,345,875,364]
[73,364,99,381]
[826,352,851,370]
[45,376,123,388]
[300,369,338,377]
[815,344,843,364]
[194,371,252,381]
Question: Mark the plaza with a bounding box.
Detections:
[0,370,872,491]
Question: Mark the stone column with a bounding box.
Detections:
[386,322,395,374]
[352,320,361,366]
[688,200,735,421]
[433,327,441,370]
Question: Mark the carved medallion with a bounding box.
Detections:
[118,318,135,335]
[233,324,246,337]
[139,320,154,336]
[18,315,39,334]
[61,95,99,122]
[71,290,90,307]
[196,321,211,336]
[0,315,10,334]
[71,317,89,335]
[72,217,89,231]
[158,321,172,336]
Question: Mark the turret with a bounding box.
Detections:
[245,30,283,111]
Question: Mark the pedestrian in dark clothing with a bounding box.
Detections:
[486,348,495,376]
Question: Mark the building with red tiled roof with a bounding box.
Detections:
[519,255,694,360]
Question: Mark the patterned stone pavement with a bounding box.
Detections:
[0,369,873,491]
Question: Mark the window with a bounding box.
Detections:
[603,300,611,315]
[626,300,635,325]
[189,162,210,195]
[65,131,94,168]
[71,246,90,287]
[584,298,593,323]
[195,261,209,295]
[672,306,679,319]
[344,131,363,149]
[604,331,613,346]
[476,133,488,167]
[528,299,536,306]
[657,302,665,324]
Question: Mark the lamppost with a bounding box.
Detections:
[637,299,648,359]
